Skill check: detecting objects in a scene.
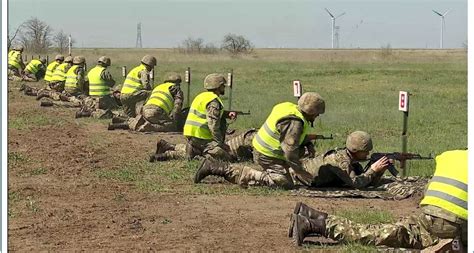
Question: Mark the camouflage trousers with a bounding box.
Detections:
[81,96,120,119]
[46,81,65,92]
[254,152,295,189]
[39,90,83,107]
[128,105,177,132]
[325,208,467,249]
[120,90,151,117]
[159,129,257,162]
[22,71,41,82]
[8,66,22,80]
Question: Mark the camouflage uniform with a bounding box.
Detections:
[78,64,119,119]
[120,68,152,117]
[185,98,233,161]
[252,118,313,189]
[37,65,86,108]
[128,84,183,132]
[194,118,313,189]
[156,129,257,161]
[8,49,25,80]
[80,96,120,119]
[325,205,466,249]
[302,148,384,188]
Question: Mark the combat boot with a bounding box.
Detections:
[112,115,129,124]
[19,83,26,91]
[288,202,328,237]
[149,153,168,162]
[154,139,176,155]
[292,214,327,246]
[107,123,129,130]
[59,94,70,101]
[40,100,53,107]
[36,90,49,100]
[23,86,37,96]
[194,158,232,183]
[75,110,92,118]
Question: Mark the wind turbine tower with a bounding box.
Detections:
[325,8,345,49]
[432,9,450,49]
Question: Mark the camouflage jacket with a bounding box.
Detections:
[302,148,381,189]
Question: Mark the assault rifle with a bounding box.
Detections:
[363,152,433,177]
[307,134,333,141]
[231,110,251,116]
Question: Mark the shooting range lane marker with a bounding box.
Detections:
[399,91,410,176]
[185,67,191,107]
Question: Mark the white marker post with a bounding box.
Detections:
[149,68,155,87]
[122,66,127,77]
[185,67,191,107]
[68,34,72,56]
[227,70,233,110]
[293,80,302,101]
[399,91,409,176]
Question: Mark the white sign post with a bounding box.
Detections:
[293,80,302,99]
[227,70,234,110]
[398,91,409,112]
[399,91,410,176]
[185,67,191,107]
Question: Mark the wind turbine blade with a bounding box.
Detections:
[443,9,451,16]
[432,10,443,16]
[325,8,334,18]
[336,12,346,19]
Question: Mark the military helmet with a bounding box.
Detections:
[98,56,111,66]
[297,92,325,116]
[204,73,226,89]
[73,56,86,64]
[346,131,373,153]
[64,56,73,63]
[55,54,64,61]
[141,55,157,67]
[164,72,182,83]
[14,45,24,51]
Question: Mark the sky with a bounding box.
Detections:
[8,0,468,49]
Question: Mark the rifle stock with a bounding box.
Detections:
[307,134,333,141]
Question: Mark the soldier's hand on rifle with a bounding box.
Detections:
[227,111,237,120]
[370,156,390,173]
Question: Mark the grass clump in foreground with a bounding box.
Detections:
[335,208,395,225]
[95,159,287,196]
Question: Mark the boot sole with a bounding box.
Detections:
[193,159,207,184]
[288,202,303,237]
[292,214,305,246]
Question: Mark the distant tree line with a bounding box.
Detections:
[8,17,75,54]
[177,33,254,55]
[9,17,254,55]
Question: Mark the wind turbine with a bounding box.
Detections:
[325,8,345,49]
[432,9,450,49]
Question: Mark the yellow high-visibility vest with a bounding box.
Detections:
[64,65,80,92]
[420,150,468,220]
[50,63,71,82]
[183,91,223,140]
[87,65,111,97]
[8,50,22,70]
[45,61,60,82]
[252,102,309,160]
[121,64,147,94]
[25,59,43,74]
[145,82,175,114]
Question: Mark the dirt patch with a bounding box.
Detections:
[8,81,421,251]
